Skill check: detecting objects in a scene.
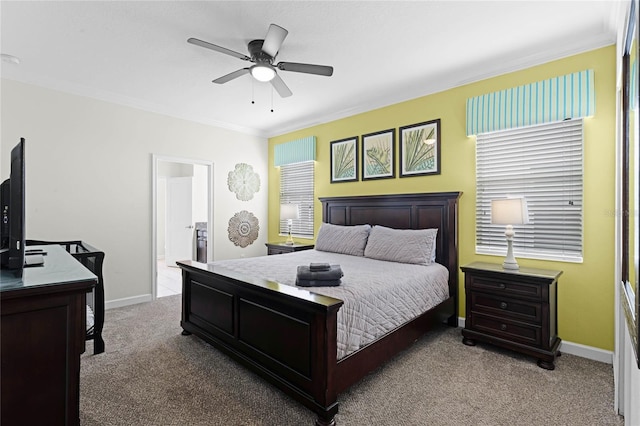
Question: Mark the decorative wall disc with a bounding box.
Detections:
[227,163,260,201]
[228,210,260,248]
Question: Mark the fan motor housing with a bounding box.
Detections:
[248,39,273,63]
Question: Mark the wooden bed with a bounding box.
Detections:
[177,192,461,425]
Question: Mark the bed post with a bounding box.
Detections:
[447,195,460,327]
[312,309,339,426]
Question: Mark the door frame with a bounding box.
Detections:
[151,154,214,300]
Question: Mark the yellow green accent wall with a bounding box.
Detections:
[268,45,616,351]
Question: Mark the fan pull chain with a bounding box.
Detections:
[251,79,255,105]
[271,87,274,112]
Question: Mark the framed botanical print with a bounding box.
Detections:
[361,129,395,180]
[399,119,441,177]
[330,136,358,183]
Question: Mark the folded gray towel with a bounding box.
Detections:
[297,264,343,281]
[296,278,341,287]
[309,262,331,271]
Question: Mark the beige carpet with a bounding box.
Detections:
[80,295,623,425]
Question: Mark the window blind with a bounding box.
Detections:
[279,161,314,238]
[476,118,583,262]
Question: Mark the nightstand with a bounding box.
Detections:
[265,242,314,255]
[461,262,562,370]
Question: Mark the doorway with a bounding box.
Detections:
[152,155,213,299]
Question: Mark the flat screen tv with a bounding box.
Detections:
[1,138,26,270]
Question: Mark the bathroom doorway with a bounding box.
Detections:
[152,155,213,299]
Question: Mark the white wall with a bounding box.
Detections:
[0,79,269,304]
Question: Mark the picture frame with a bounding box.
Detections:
[361,129,395,180]
[330,136,358,183]
[399,119,441,177]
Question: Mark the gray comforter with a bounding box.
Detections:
[210,249,449,359]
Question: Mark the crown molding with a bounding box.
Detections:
[1,73,266,138]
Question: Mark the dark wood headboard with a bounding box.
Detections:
[319,192,462,303]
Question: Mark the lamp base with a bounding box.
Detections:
[285,232,294,245]
[502,226,519,270]
[502,259,520,270]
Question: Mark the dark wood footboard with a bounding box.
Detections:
[178,261,344,424]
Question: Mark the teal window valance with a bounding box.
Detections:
[466,69,595,136]
[274,136,316,166]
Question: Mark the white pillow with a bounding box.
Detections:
[315,223,371,256]
[364,226,438,265]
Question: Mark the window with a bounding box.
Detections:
[476,118,583,262]
[279,161,314,238]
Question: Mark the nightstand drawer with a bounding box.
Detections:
[268,247,289,255]
[469,276,542,300]
[471,293,542,324]
[471,312,542,346]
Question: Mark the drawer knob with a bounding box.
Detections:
[498,283,506,289]
[500,324,507,331]
[500,302,508,309]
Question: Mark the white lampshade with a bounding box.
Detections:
[280,204,299,221]
[250,64,276,82]
[491,198,530,225]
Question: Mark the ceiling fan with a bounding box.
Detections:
[188,24,333,98]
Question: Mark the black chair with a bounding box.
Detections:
[26,240,105,354]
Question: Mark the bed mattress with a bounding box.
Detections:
[210,250,449,359]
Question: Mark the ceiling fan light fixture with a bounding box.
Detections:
[189,23,333,98]
[250,64,276,82]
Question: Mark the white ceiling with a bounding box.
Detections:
[0,1,625,138]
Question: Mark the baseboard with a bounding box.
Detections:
[559,340,613,364]
[456,317,612,364]
[105,294,152,310]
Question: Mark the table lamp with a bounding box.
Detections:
[280,204,299,245]
[491,197,529,270]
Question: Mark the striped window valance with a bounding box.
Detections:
[466,69,595,136]
[274,136,316,166]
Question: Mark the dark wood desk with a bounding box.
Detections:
[1,245,97,426]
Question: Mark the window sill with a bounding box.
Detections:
[278,233,314,241]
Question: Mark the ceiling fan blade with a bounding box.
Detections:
[261,24,288,58]
[277,62,333,77]
[188,38,250,61]
[270,74,293,98]
[213,68,250,84]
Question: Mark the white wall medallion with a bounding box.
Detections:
[227,163,260,201]
[228,210,260,248]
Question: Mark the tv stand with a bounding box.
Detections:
[1,245,97,426]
